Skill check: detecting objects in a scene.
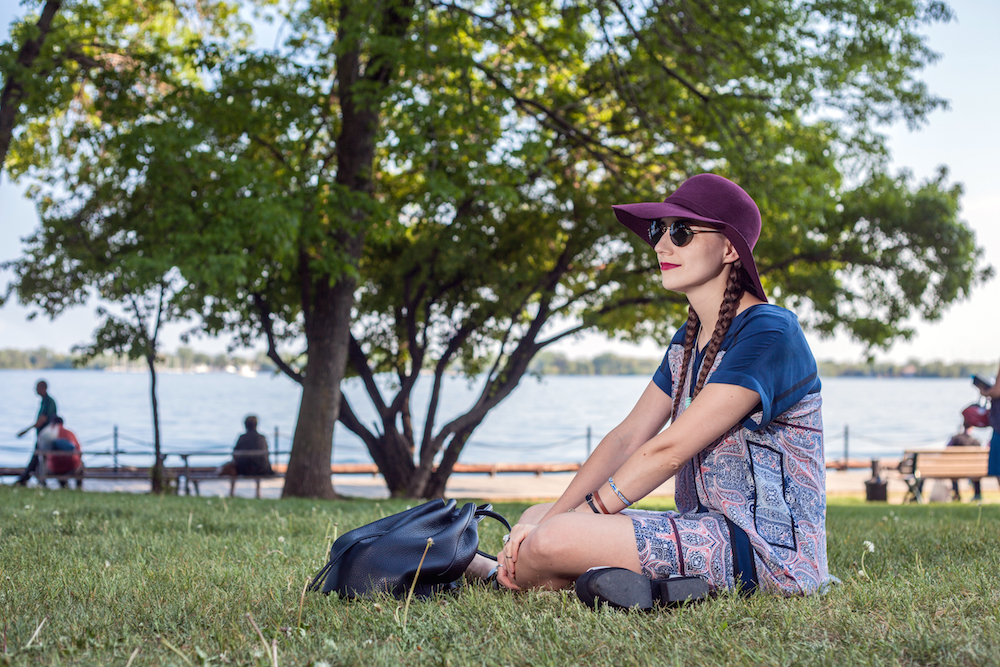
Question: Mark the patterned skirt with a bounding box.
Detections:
[624,508,736,591]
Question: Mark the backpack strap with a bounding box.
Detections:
[473,505,512,560]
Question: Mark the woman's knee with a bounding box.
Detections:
[517,502,553,525]
[517,516,584,571]
[510,522,571,588]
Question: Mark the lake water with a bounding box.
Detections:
[0,369,991,470]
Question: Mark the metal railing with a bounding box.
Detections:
[3,422,946,479]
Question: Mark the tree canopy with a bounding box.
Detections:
[2,0,992,498]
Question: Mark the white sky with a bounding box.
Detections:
[1,0,998,364]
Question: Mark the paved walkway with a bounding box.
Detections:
[50,469,997,504]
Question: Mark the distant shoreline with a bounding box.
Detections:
[1,367,996,380]
[2,346,996,378]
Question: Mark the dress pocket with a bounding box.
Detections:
[748,441,796,550]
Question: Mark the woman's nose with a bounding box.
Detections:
[654,234,673,254]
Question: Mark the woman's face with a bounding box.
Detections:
[653,217,735,294]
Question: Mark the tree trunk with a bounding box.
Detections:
[422,428,475,499]
[282,277,354,498]
[0,0,62,171]
[279,2,416,498]
[370,431,417,496]
[146,353,165,494]
[405,461,434,499]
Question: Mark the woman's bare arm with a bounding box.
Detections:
[537,381,673,523]
[592,382,762,509]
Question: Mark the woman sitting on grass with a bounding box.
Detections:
[467,173,831,606]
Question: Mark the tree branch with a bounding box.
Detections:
[252,292,304,384]
[607,0,710,103]
[418,319,476,463]
[348,333,389,417]
[338,393,378,450]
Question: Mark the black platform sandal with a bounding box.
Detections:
[575,567,710,611]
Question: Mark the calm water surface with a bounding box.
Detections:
[0,369,989,469]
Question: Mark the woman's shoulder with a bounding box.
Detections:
[667,305,802,349]
[730,303,802,337]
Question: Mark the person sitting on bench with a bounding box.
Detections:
[36,417,84,489]
[221,416,274,497]
[946,405,985,502]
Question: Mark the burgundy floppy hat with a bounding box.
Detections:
[612,173,767,302]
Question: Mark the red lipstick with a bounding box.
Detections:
[659,262,679,270]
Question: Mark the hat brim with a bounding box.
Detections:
[612,202,768,303]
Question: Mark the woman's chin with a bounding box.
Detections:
[661,275,687,293]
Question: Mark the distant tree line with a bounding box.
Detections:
[0,347,275,372]
[0,347,78,370]
[816,360,998,379]
[529,352,661,376]
[8,345,992,379]
[529,352,997,379]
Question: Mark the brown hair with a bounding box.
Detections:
[669,261,747,423]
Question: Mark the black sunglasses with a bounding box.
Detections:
[648,219,724,247]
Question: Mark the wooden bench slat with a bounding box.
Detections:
[899,448,991,503]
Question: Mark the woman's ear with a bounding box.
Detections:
[721,238,740,265]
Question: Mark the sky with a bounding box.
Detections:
[1,0,998,364]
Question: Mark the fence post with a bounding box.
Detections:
[586,426,592,459]
[113,425,119,471]
[274,426,280,467]
[843,424,849,470]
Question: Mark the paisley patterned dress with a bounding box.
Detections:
[624,304,832,596]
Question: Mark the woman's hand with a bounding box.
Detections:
[496,522,537,589]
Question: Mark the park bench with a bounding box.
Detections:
[0,463,183,489]
[177,454,284,498]
[897,447,989,503]
[1,447,281,496]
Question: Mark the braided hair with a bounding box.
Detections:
[669,261,747,423]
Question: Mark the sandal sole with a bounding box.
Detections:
[576,568,709,611]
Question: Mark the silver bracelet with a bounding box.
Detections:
[608,476,633,507]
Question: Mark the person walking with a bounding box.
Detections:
[466,174,832,604]
[14,380,58,486]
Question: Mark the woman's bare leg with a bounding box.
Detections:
[499,512,641,590]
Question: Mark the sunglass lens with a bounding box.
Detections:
[669,221,694,247]
[648,219,665,245]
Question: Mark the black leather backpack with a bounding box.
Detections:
[308,499,510,599]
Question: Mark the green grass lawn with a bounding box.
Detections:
[1,486,998,666]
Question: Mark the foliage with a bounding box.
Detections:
[0,0,246,172]
[1,0,253,493]
[1,488,1000,665]
[334,0,993,496]
[3,216,186,490]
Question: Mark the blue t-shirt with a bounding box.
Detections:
[652,304,820,431]
[37,395,57,432]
